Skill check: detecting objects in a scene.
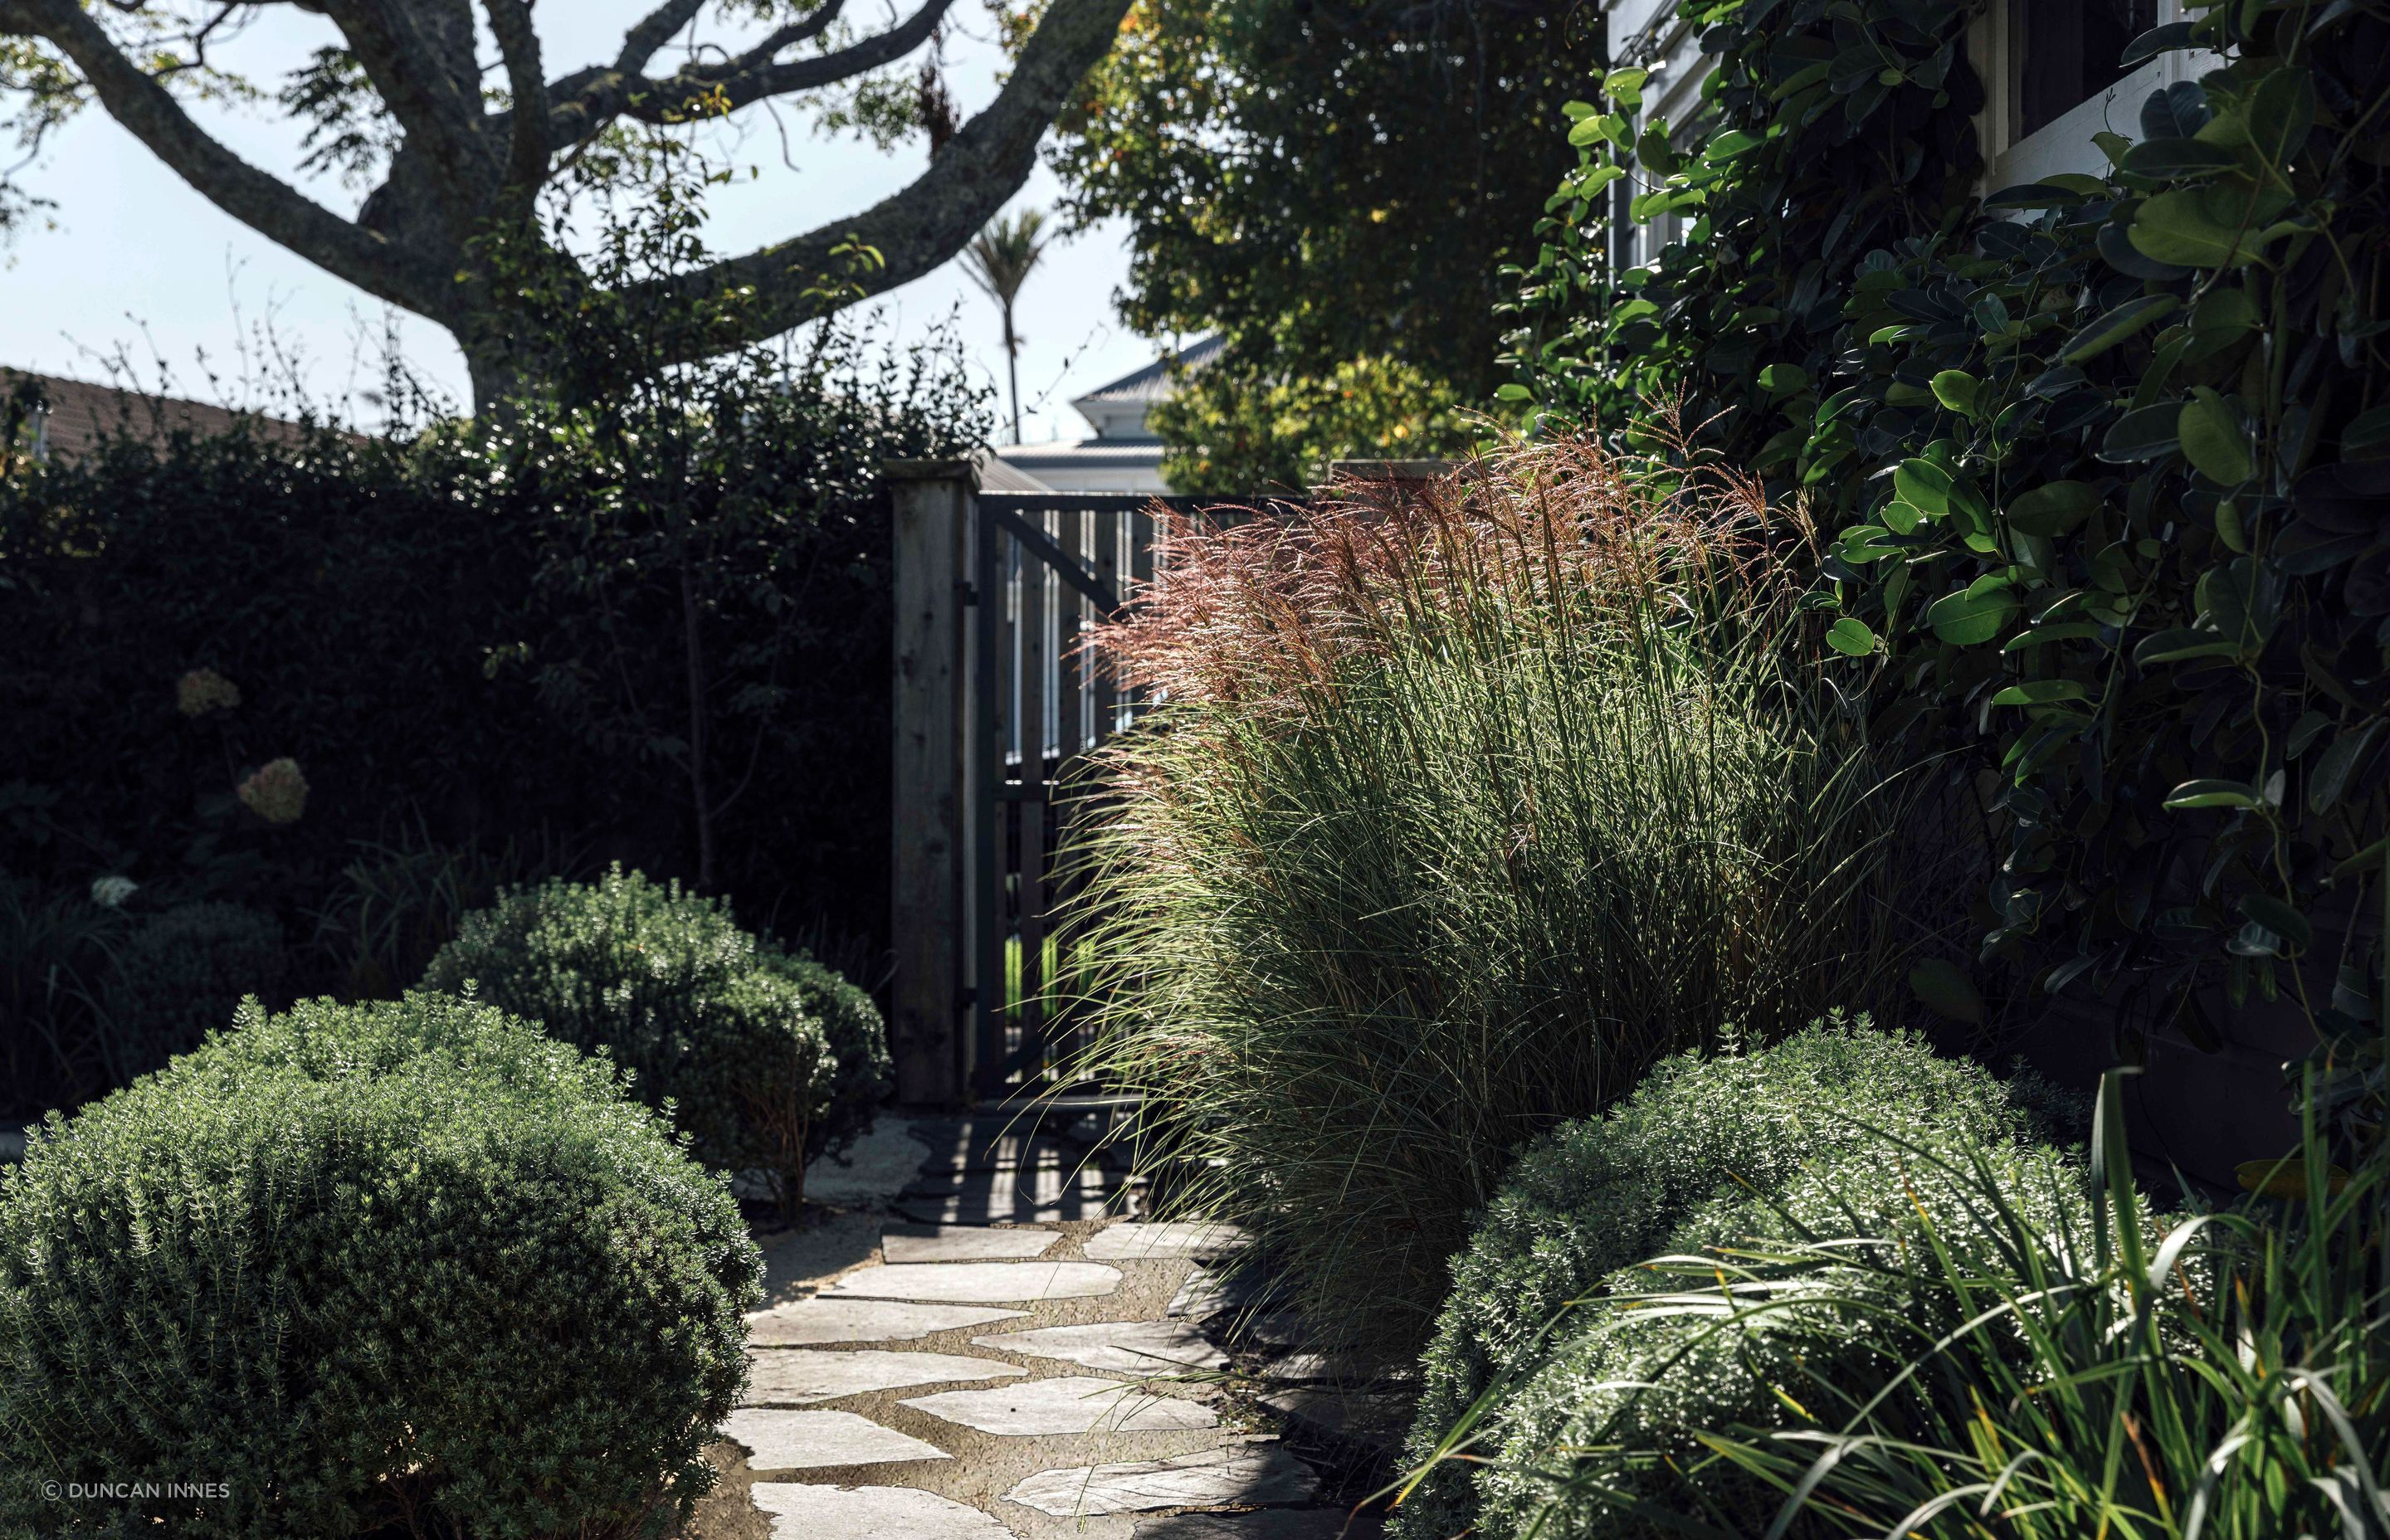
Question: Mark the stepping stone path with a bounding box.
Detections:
[744,1349,1025,1406]
[824,1261,1124,1304]
[717,1107,1391,1538]
[973,1319,1227,1374]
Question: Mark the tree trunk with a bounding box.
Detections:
[1002,305,1022,446]
[679,561,716,889]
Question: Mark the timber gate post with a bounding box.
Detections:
[886,459,978,1105]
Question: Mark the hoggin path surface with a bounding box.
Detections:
[724,1205,1367,1540]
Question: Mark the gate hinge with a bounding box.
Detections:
[958,581,979,605]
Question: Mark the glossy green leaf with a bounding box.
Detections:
[2134,627,2242,665]
[2129,186,2284,267]
[1991,679,2092,706]
[2006,480,2102,536]
[1926,577,2017,646]
[2163,778,2261,809]
[2119,138,2241,178]
[1930,369,1980,415]
[2061,294,2180,363]
[2238,892,2313,947]
[2178,387,2255,484]
[1894,458,1953,514]
[2246,66,2317,171]
[1824,616,1878,655]
[2309,722,2382,813]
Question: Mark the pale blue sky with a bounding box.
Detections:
[0,2,1151,442]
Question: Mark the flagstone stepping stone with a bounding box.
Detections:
[825,1261,1122,1304]
[1083,1221,1248,1261]
[1133,1512,1360,1539]
[719,1409,950,1473]
[748,1298,1026,1346]
[901,1375,1218,1435]
[881,1224,1056,1263]
[1256,1350,1409,1385]
[900,1170,1126,1225]
[1261,1387,1411,1451]
[972,1319,1227,1374]
[1005,1445,1319,1517]
[1166,1265,1270,1320]
[751,1483,1015,1540]
[742,1349,1026,1405]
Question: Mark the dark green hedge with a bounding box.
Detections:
[1,339,977,1113]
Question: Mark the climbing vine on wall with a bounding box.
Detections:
[1508,0,2390,1105]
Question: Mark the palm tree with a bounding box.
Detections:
[961,208,1054,445]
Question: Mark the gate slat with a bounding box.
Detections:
[1014,511,1049,1089]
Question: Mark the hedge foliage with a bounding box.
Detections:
[98,901,286,1082]
[1392,1019,2061,1539]
[0,991,760,1538]
[0,329,975,1115]
[1505,0,2390,1101]
[422,865,890,1209]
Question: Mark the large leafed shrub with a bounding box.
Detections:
[422,865,890,1210]
[1505,0,2390,1118]
[1072,441,1949,1348]
[0,992,760,1538]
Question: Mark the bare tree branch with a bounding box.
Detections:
[481,0,548,202]
[625,0,952,119]
[1,0,424,307]
[318,0,493,224]
[615,0,709,76]
[634,0,1132,357]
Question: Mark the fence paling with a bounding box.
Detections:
[964,491,1312,1103]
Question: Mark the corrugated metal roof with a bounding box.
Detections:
[1071,334,1225,408]
[975,448,1055,492]
[997,441,1168,470]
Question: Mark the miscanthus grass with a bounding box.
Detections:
[1060,436,1945,1350]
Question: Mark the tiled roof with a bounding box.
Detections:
[4,369,334,463]
[1071,334,1224,408]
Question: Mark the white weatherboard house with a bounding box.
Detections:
[1606,0,2222,274]
[990,336,1222,495]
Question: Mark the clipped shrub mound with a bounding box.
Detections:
[1393,1021,2077,1540]
[0,992,761,1538]
[422,865,890,1209]
[102,901,287,1076]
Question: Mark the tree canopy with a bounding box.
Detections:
[1043,0,1601,490]
[0,0,1133,406]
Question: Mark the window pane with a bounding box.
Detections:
[2017,0,2157,138]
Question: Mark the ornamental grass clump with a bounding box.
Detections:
[422,865,890,1213]
[0,992,761,1538]
[1070,436,1940,1349]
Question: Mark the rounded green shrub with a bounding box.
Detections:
[0,991,761,1538]
[420,865,891,1209]
[101,901,286,1075]
[1393,1018,2056,1540]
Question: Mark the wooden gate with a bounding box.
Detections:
[885,461,1301,1106]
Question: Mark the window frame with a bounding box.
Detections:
[1971,0,2221,189]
